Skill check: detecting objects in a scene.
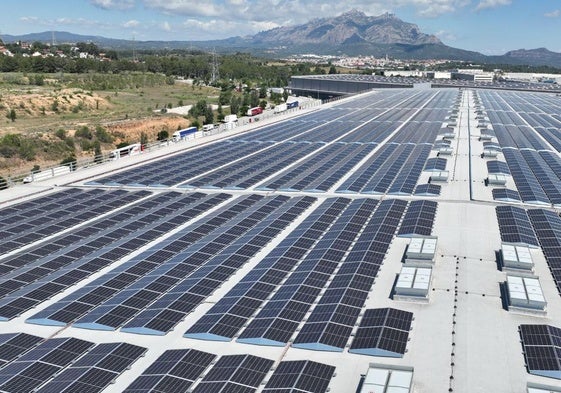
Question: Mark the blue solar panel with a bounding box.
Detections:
[292,199,407,351]
[519,324,561,380]
[495,206,539,247]
[492,188,521,202]
[262,360,335,393]
[527,209,561,294]
[237,199,378,346]
[486,160,510,175]
[124,348,216,392]
[349,308,413,357]
[398,200,437,237]
[185,197,353,342]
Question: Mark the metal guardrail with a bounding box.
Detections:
[0,99,322,190]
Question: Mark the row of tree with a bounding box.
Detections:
[0,50,324,86]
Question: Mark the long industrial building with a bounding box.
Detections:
[1,84,561,393]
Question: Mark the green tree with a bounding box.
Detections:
[230,96,240,117]
[205,105,214,125]
[217,103,224,122]
[156,130,169,141]
[93,141,103,164]
[259,100,267,109]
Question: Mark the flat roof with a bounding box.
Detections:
[1,87,561,393]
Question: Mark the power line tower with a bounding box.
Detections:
[132,36,136,62]
[51,31,56,47]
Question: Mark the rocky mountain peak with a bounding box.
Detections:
[251,10,442,46]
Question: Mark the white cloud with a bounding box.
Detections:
[434,29,457,42]
[90,0,135,10]
[545,9,561,18]
[143,0,471,25]
[475,0,511,12]
[162,21,171,31]
[123,20,140,28]
[19,16,39,23]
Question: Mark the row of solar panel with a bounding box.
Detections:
[0,192,233,320]
[0,333,145,393]
[478,91,561,206]
[184,199,429,353]
[27,194,315,334]
[126,350,335,393]
[26,197,435,347]
[0,189,152,254]
[0,332,339,393]
[89,89,453,194]
[495,205,561,294]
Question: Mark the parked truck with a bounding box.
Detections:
[247,107,263,116]
[224,114,238,123]
[274,103,287,113]
[172,126,197,142]
[286,101,299,109]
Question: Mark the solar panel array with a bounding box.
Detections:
[527,209,561,294]
[519,324,561,380]
[124,348,334,393]
[0,189,151,254]
[292,199,408,351]
[262,360,335,393]
[492,188,521,202]
[479,90,561,206]
[0,334,145,393]
[30,195,315,334]
[495,206,539,247]
[349,307,414,357]
[398,200,438,237]
[0,192,232,320]
[8,86,561,392]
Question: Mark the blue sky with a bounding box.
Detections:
[1,0,560,55]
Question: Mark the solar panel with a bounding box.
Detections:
[495,206,539,247]
[124,348,216,392]
[192,354,273,392]
[293,199,407,351]
[486,160,511,175]
[398,200,437,237]
[492,188,521,202]
[519,324,561,379]
[414,183,441,196]
[35,342,146,393]
[527,209,561,294]
[1,193,231,321]
[349,308,413,357]
[424,157,448,172]
[237,198,378,346]
[262,360,335,393]
[0,337,95,392]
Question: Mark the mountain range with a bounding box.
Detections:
[3,10,561,69]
